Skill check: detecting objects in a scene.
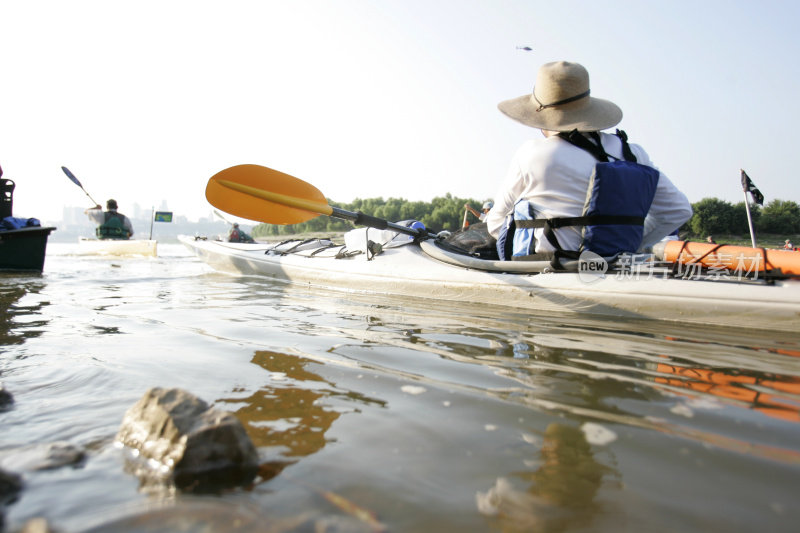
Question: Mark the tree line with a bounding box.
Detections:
[686,198,799,236]
[251,195,800,238]
[251,194,485,237]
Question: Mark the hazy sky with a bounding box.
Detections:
[2,1,799,224]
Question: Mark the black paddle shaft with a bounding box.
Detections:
[330,206,431,239]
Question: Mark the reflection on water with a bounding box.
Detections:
[651,361,800,423]
[233,350,388,453]
[218,350,387,485]
[351,304,800,435]
[0,281,49,346]
[0,285,27,346]
[1,244,799,532]
[478,423,609,533]
[231,351,342,457]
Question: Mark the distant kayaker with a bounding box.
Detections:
[228,223,254,243]
[706,235,716,244]
[785,239,795,250]
[464,201,493,222]
[85,199,134,240]
[485,61,692,261]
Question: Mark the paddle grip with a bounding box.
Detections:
[354,212,389,230]
[334,207,424,238]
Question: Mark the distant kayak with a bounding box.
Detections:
[0,174,56,272]
[180,234,800,334]
[78,237,157,257]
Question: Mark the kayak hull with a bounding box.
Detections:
[78,238,157,257]
[0,226,57,272]
[179,235,800,333]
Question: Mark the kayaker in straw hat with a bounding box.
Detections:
[485,61,692,262]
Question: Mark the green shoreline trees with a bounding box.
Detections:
[251,195,800,241]
[688,198,800,237]
[251,193,485,237]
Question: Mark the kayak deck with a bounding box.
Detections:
[179,235,800,333]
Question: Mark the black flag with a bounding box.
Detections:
[741,170,764,205]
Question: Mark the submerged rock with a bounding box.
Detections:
[116,387,258,492]
[19,517,58,533]
[82,499,273,533]
[0,467,23,505]
[3,442,86,472]
[36,443,86,471]
[80,498,379,533]
[0,383,13,410]
[1,467,23,532]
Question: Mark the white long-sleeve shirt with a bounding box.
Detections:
[485,133,692,253]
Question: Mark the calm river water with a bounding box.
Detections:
[1,241,799,532]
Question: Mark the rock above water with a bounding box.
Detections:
[116,387,258,492]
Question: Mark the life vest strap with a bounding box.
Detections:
[557,129,638,164]
[515,214,645,229]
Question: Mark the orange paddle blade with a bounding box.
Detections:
[206,164,332,225]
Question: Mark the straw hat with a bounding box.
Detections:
[498,61,622,132]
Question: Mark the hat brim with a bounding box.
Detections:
[498,94,622,132]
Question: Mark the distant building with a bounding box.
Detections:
[62,206,87,226]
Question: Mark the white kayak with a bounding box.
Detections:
[178,234,800,333]
[78,237,158,257]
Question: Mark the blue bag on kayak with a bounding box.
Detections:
[1,216,41,231]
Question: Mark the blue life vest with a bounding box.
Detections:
[497,130,659,264]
